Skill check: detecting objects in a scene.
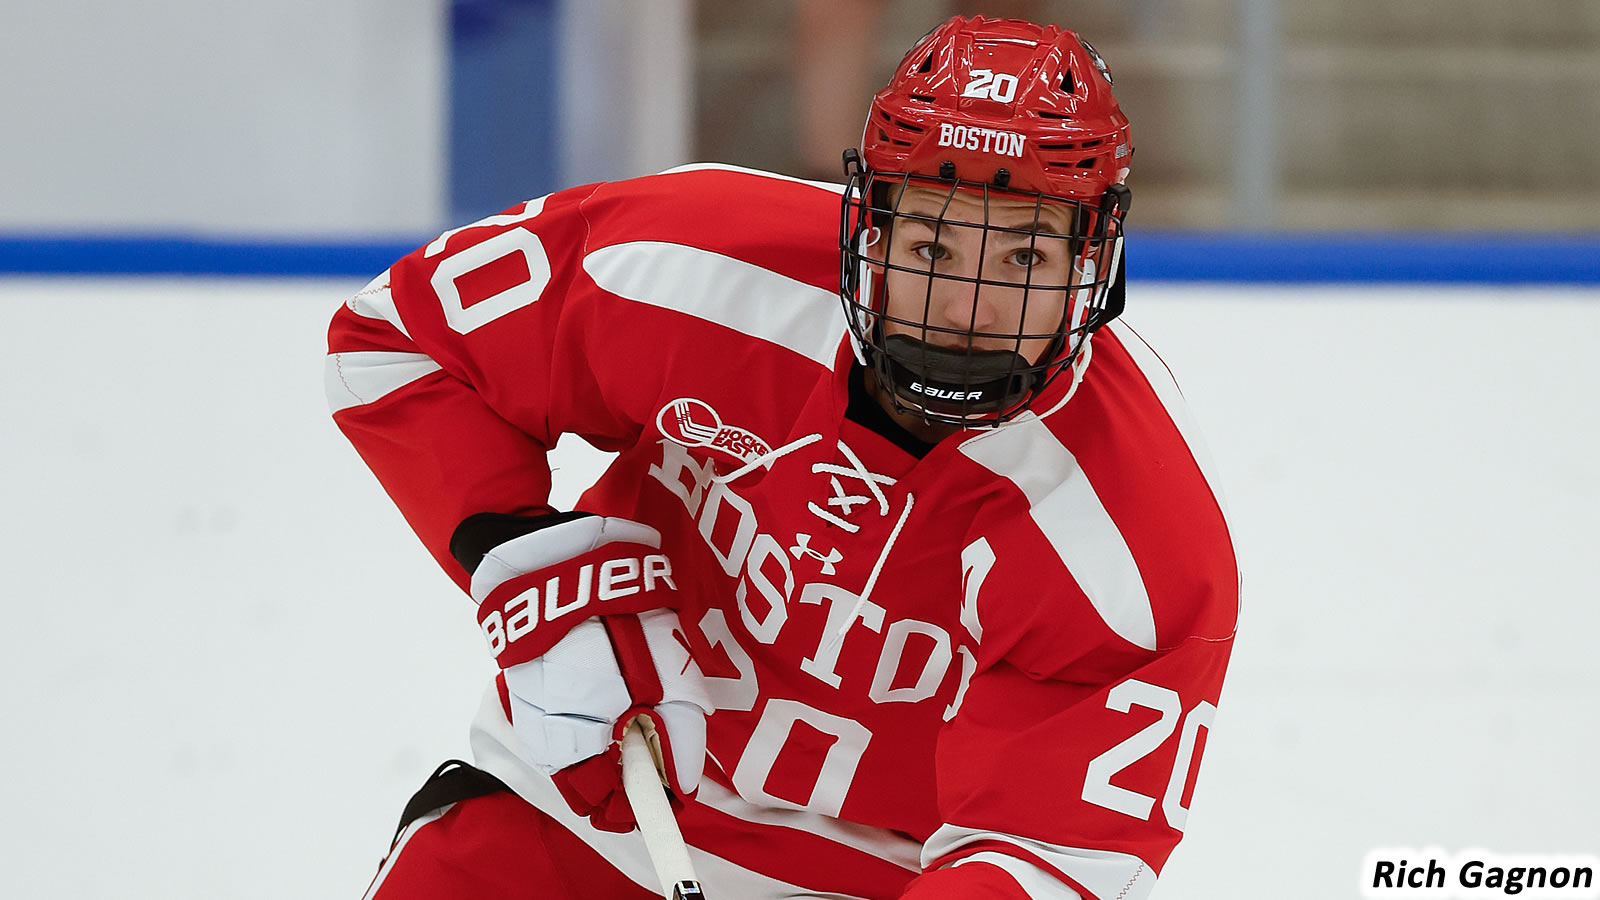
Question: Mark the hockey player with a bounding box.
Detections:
[327,15,1237,900]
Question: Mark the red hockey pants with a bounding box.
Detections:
[362,789,659,900]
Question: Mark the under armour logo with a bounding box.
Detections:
[789,533,843,575]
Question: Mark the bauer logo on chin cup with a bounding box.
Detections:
[908,382,984,402]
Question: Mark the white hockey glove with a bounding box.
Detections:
[471,515,711,833]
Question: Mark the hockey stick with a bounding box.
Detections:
[620,717,706,900]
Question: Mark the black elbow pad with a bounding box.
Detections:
[448,510,595,575]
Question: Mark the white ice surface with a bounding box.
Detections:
[0,278,1595,898]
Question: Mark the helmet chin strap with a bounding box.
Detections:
[849,226,883,367]
[1034,332,1095,421]
[1035,239,1121,422]
[1069,255,1098,335]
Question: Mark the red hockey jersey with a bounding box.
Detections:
[326,164,1239,900]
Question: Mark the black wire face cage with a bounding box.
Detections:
[838,157,1130,428]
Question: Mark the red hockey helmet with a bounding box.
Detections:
[840,16,1133,426]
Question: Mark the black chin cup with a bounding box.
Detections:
[878,334,1037,418]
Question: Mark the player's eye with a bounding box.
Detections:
[912,243,950,263]
[1008,248,1046,268]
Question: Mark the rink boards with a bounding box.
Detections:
[1,277,1596,900]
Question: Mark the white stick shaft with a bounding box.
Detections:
[620,722,700,897]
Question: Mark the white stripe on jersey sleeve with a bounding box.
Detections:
[958,416,1158,651]
[346,269,413,339]
[657,162,849,195]
[951,852,1084,900]
[582,241,848,370]
[1104,320,1232,525]
[924,824,1156,900]
[325,351,443,414]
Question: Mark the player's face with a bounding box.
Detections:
[868,186,1079,365]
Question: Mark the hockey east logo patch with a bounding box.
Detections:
[656,397,771,467]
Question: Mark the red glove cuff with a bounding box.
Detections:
[548,735,689,834]
[550,747,636,833]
